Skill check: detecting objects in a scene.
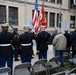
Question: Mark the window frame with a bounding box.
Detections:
[0,5,6,24]
[49,12,55,27]
[9,6,18,26]
[70,16,75,28]
[57,0,62,5]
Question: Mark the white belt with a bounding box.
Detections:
[0,44,11,46]
[21,43,31,46]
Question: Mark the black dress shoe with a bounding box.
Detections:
[31,56,34,59]
[14,59,20,61]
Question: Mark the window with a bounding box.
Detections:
[50,0,55,3]
[9,7,18,25]
[57,0,62,4]
[44,0,48,1]
[74,0,76,5]
[0,5,6,24]
[69,0,73,8]
[49,0,55,3]
[39,0,48,1]
[57,13,62,28]
[70,16,75,28]
[69,0,76,9]
[49,13,55,27]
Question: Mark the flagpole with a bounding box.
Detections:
[43,0,44,2]
[58,0,61,28]
[42,0,44,4]
[24,0,26,25]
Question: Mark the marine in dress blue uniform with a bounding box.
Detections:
[37,26,51,60]
[19,25,36,63]
[0,23,13,75]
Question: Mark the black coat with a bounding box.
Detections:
[37,31,51,51]
[64,32,71,48]
[70,31,76,46]
[19,32,35,56]
[0,31,13,57]
[12,31,20,47]
[49,30,57,44]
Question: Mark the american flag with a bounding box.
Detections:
[35,1,47,33]
[32,0,39,34]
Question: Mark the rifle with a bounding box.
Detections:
[8,23,18,33]
[9,23,15,31]
[8,23,19,37]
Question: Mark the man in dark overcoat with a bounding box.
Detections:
[64,30,71,50]
[37,26,51,59]
[70,28,76,58]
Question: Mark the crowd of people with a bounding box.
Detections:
[0,23,76,75]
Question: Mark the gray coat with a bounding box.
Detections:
[52,33,67,50]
